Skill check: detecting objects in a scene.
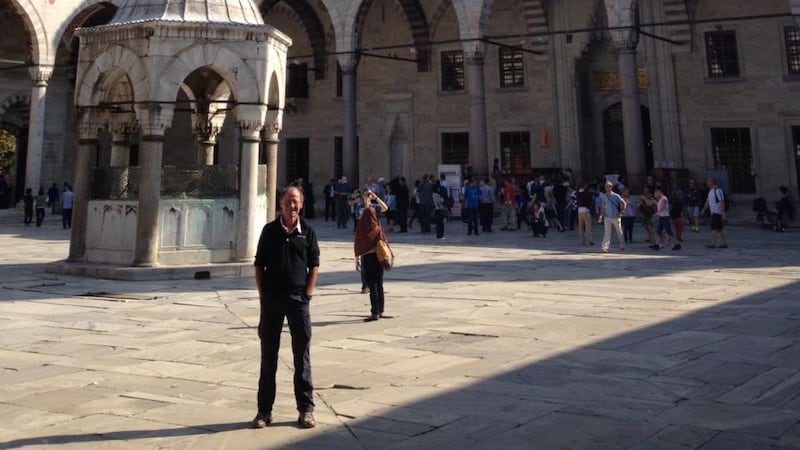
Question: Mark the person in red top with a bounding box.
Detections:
[500,178,517,231]
[354,189,389,321]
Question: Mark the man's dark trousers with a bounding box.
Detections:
[258,293,314,414]
[325,196,335,221]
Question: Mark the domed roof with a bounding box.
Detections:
[109,0,264,26]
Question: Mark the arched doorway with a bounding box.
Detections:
[602,103,653,178]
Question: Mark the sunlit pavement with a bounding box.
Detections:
[1,215,799,449]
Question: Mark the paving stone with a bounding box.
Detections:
[2,222,800,448]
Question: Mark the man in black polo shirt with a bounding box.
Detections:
[252,186,320,429]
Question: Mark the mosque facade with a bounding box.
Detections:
[1,0,800,212]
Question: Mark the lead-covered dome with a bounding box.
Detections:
[109,0,264,26]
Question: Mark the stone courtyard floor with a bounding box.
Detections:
[1,216,800,449]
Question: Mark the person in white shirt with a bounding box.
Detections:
[651,186,679,250]
[700,177,729,248]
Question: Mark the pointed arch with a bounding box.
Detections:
[154,44,261,104]
[261,0,330,79]
[0,92,31,131]
[354,0,432,71]
[75,45,149,107]
[2,0,45,64]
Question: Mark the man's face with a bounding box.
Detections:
[281,189,303,222]
[605,183,613,192]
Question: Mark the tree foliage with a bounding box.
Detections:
[0,130,15,173]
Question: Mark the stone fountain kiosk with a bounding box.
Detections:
[53,0,291,277]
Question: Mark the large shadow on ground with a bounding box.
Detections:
[295,279,800,448]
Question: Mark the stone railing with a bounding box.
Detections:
[92,165,267,200]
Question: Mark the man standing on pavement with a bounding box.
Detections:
[252,186,320,429]
[598,180,626,253]
[700,177,729,248]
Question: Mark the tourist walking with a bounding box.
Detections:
[575,179,593,246]
[700,177,729,248]
[323,178,336,221]
[479,177,495,232]
[335,176,351,229]
[47,182,60,215]
[23,188,34,225]
[621,188,636,244]
[638,186,656,243]
[598,181,626,253]
[61,185,74,229]
[432,181,448,239]
[35,187,47,226]
[463,178,480,235]
[651,186,677,250]
[686,179,704,232]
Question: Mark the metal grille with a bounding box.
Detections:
[441,51,465,91]
[705,31,740,78]
[500,132,531,176]
[441,132,469,166]
[499,47,525,88]
[710,127,755,194]
[785,26,800,76]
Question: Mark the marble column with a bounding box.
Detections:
[68,110,99,262]
[109,115,134,167]
[340,56,358,183]
[194,115,223,166]
[465,42,490,176]
[617,42,646,190]
[133,134,164,266]
[197,139,216,165]
[132,104,171,267]
[606,0,646,190]
[264,128,279,223]
[237,122,263,261]
[24,66,53,192]
[552,1,582,173]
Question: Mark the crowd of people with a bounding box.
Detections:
[308,170,795,253]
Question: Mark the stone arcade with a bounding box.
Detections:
[2,0,800,225]
[66,0,290,271]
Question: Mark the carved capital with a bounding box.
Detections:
[110,112,137,142]
[337,53,359,73]
[606,0,640,50]
[237,119,263,140]
[235,104,266,140]
[463,41,486,63]
[28,65,53,85]
[76,107,102,140]
[193,113,226,143]
[135,102,174,137]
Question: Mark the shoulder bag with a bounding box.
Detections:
[375,239,394,270]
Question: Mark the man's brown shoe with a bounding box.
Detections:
[252,412,272,429]
[298,412,316,428]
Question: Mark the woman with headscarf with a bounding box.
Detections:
[354,188,389,321]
